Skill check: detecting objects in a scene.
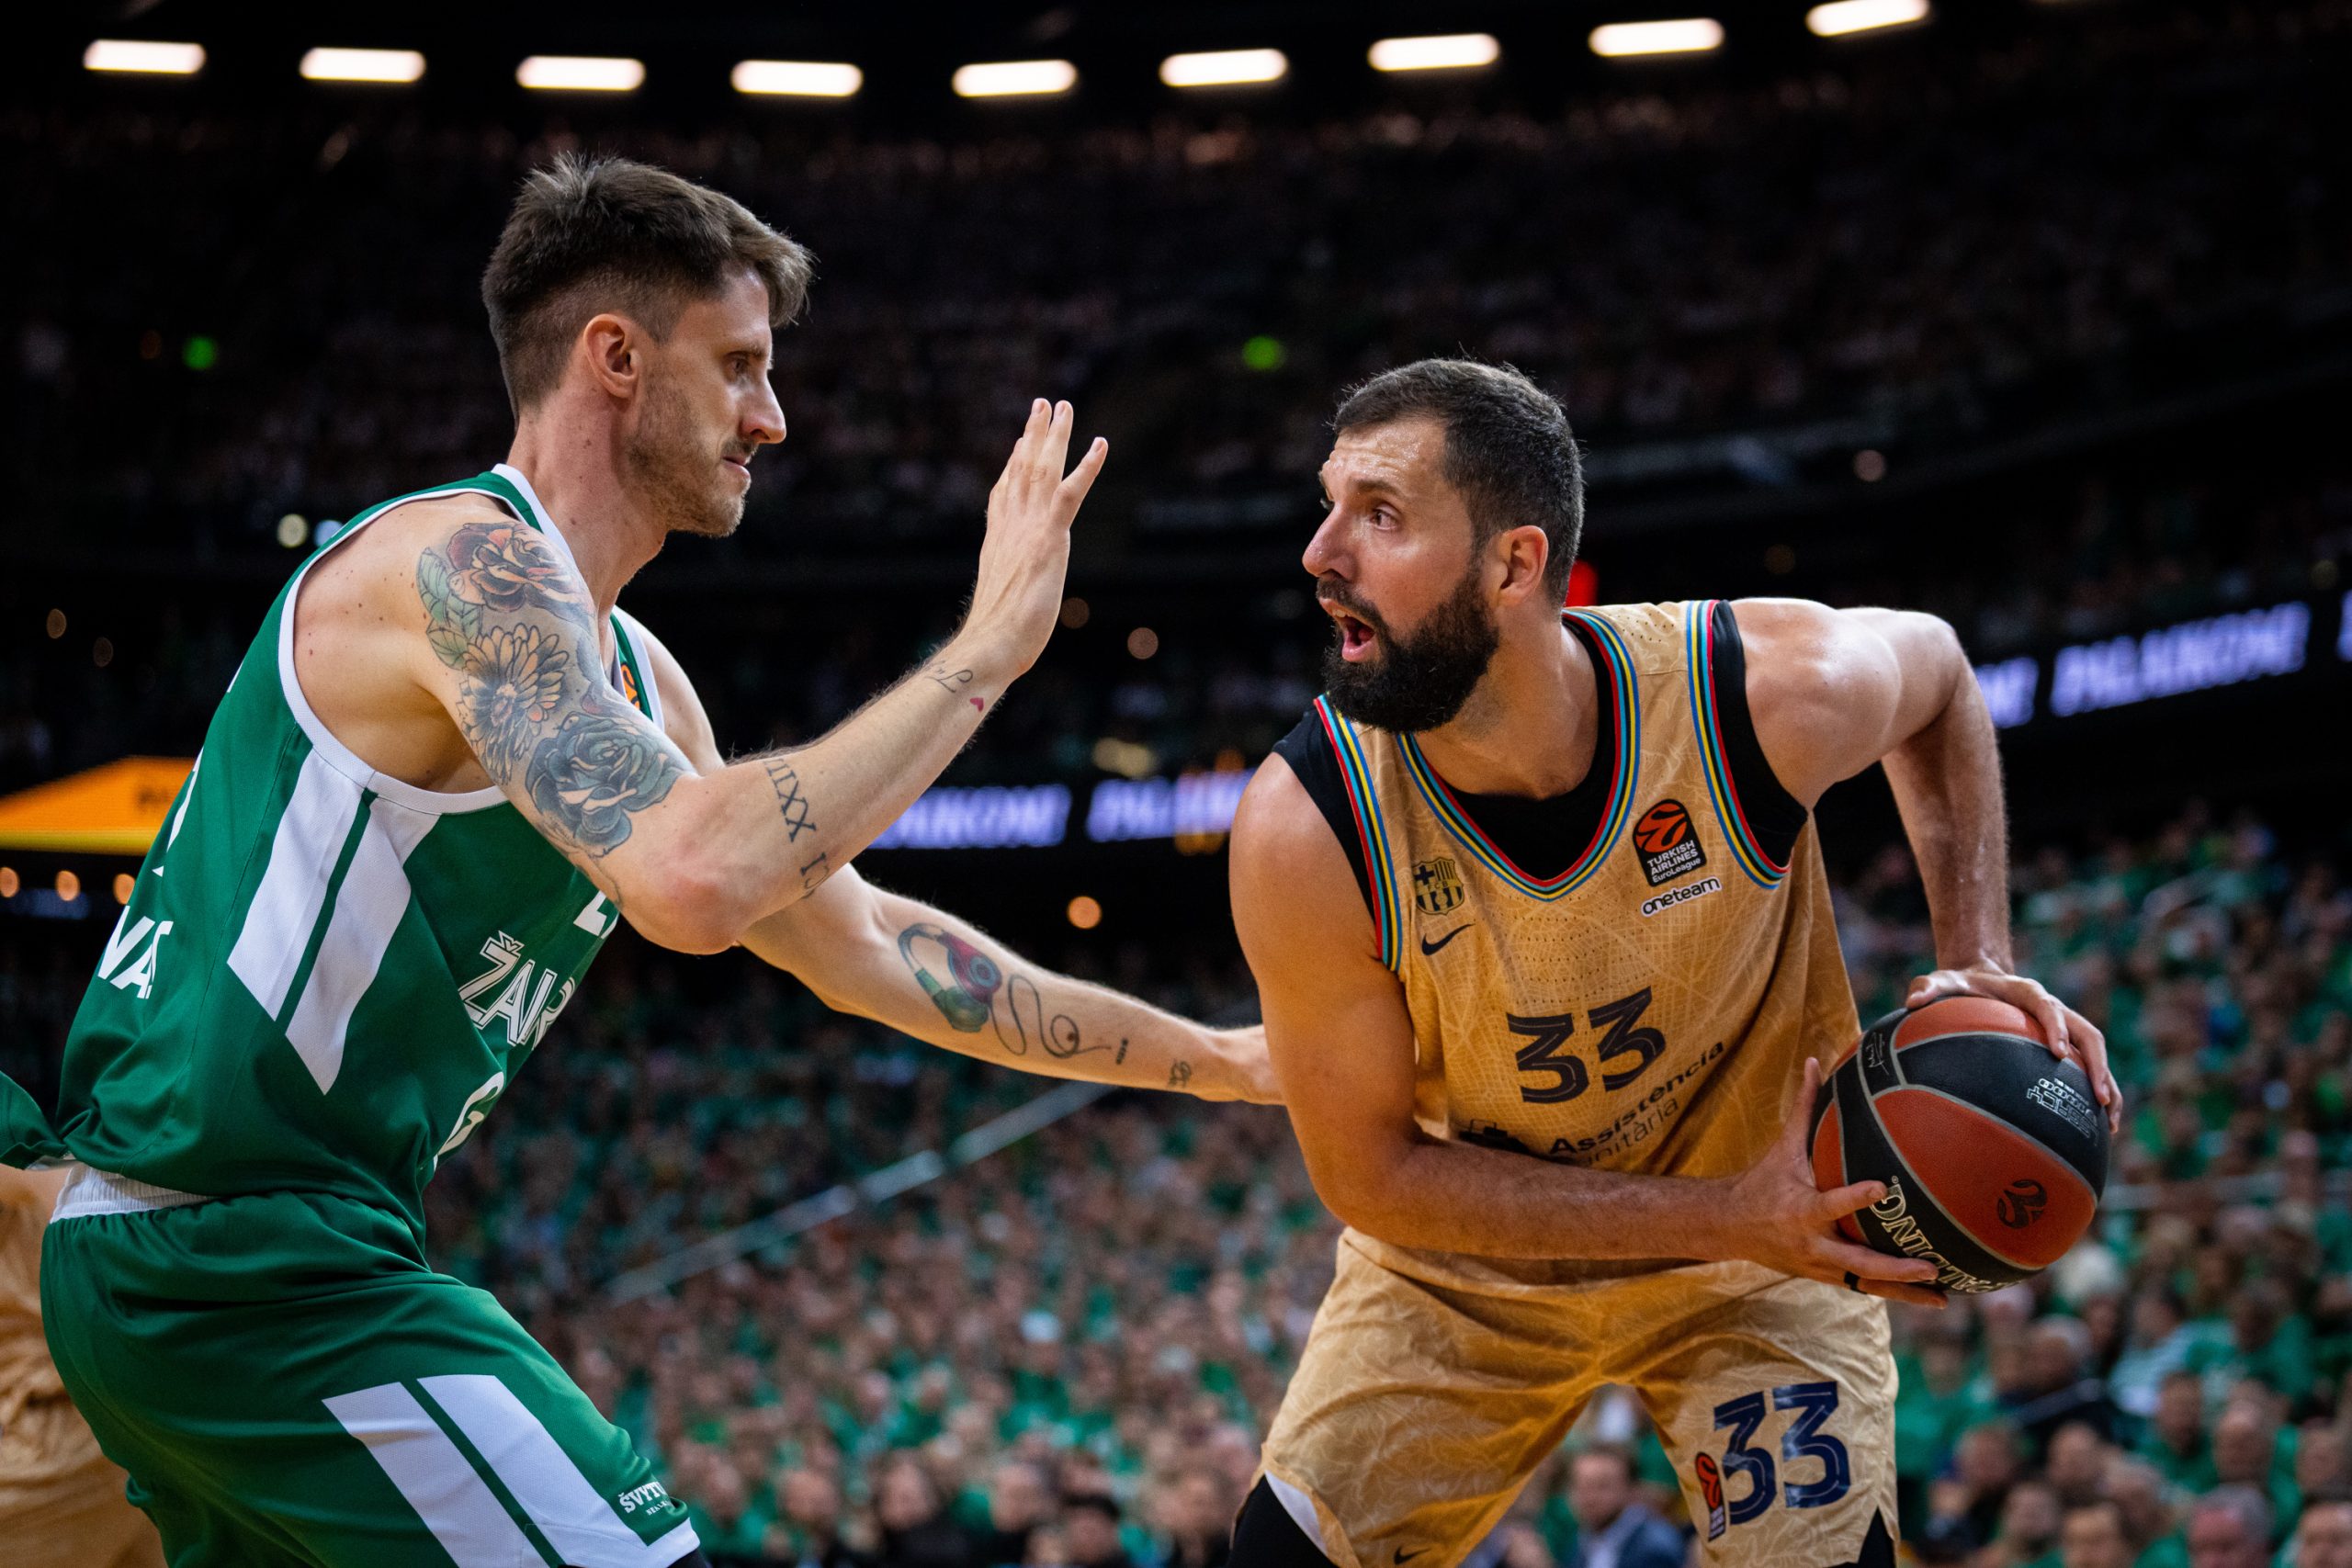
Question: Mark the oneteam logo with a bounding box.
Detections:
[1639,876,1721,918]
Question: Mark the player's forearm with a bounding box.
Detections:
[1880,649,2012,971]
[840,889,1262,1100]
[1328,1135,1742,1262]
[645,633,1019,945]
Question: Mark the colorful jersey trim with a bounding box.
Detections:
[609,620,655,723]
[1685,599,1790,887]
[1313,696,1404,971]
[1396,611,1640,901]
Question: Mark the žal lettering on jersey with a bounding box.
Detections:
[457,931,576,1051]
[97,909,175,1000]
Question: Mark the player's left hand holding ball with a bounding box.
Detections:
[1905,967,2121,1132]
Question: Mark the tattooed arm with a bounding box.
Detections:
[741,871,1276,1102]
[399,400,1106,953]
[630,617,1277,1103]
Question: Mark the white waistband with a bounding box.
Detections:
[48,1163,215,1223]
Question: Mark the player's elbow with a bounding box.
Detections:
[613,858,755,955]
[1297,1137,1422,1244]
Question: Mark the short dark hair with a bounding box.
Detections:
[1332,358,1583,597]
[482,153,813,412]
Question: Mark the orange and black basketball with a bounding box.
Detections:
[1808,996,2108,1293]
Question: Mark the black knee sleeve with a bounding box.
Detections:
[1231,1478,1336,1568]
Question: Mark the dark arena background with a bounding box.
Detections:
[5,2,2350,1564]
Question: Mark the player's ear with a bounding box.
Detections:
[579,312,639,400]
[1491,524,1552,607]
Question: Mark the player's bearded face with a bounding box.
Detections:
[1318,556,1500,734]
[622,358,750,539]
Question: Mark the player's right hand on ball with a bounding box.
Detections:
[1714,1056,1949,1310]
[964,398,1108,676]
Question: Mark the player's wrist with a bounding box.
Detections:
[938,626,1025,698]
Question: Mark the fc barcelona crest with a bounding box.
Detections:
[1412,857,1464,917]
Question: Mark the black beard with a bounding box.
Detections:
[1319,568,1499,734]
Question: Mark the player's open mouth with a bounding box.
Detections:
[1327,604,1378,662]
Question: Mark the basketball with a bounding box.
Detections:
[1809,996,2109,1294]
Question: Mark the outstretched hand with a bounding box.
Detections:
[1712,1056,1948,1309]
[964,399,1108,677]
[1905,967,2121,1133]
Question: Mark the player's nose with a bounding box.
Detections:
[1301,509,1347,580]
[747,386,786,446]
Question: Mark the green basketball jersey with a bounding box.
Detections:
[27,465,663,1241]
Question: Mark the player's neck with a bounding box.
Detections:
[500,423,667,618]
[1411,619,1599,799]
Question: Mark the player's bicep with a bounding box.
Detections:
[1737,598,1962,803]
[1230,761,1422,1211]
[407,514,697,863]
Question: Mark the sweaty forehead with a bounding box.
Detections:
[1322,416,1447,495]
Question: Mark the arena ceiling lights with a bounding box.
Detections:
[1368,34,1502,73]
[300,49,426,85]
[514,55,644,93]
[83,39,205,75]
[732,60,862,97]
[1159,49,1289,88]
[1588,18,1726,57]
[1807,0,1933,36]
[952,59,1077,97]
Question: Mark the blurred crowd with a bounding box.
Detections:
[3,2,2350,1563]
[15,802,2335,1566]
[4,2,2346,560]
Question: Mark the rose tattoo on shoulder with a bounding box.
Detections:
[526,712,682,856]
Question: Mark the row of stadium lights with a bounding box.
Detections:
[0,867,135,906]
[84,6,1942,96]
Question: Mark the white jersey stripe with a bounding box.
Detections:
[228,750,365,1021]
[324,1382,547,1568]
[283,797,439,1092]
[421,1373,696,1568]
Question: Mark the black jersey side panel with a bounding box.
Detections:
[1272,709,1376,919]
[1712,602,1810,870]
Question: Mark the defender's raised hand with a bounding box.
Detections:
[1711,1057,1949,1309]
[964,399,1108,676]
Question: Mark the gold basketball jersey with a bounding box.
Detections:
[1312,600,1860,1292]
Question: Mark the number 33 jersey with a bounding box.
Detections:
[1301,600,1860,1292]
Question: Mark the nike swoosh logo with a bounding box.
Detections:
[1419,925,1471,955]
[1394,1550,1428,1565]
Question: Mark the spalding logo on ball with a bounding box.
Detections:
[1809,995,2109,1293]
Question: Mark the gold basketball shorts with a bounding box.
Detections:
[0,1423,165,1568]
[1261,1234,1897,1568]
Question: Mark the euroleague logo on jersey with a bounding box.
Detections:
[1633,798,1707,886]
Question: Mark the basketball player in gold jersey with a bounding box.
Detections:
[0,1165,164,1566]
[1226,360,2122,1568]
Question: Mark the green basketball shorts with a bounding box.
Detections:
[40,1169,698,1568]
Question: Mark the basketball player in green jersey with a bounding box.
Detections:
[0,156,1272,1568]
